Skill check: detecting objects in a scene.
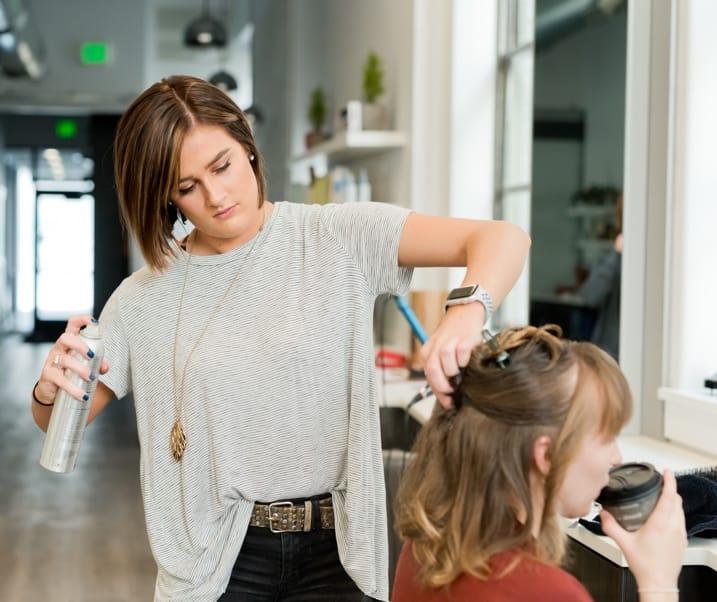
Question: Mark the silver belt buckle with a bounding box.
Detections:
[268,501,294,533]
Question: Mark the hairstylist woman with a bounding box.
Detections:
[393,325,687,602]
[30,75,530,602]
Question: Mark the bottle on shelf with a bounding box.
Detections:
[329,166,357,203]
[357,169,372,203]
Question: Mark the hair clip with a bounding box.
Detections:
[482,328,510,369]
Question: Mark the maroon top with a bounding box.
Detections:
[393,542,593,602]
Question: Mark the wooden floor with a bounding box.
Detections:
[0,335,156,601]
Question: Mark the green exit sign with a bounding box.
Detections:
[55,119,78,140]
[80,42,111,66]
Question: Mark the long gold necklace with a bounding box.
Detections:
[170,205,268,461]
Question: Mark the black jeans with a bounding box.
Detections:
[219,525,376,601]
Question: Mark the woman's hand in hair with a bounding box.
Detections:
[600,469,686,593]
[419,302,485,409]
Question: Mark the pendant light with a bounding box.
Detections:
[184,0,227,48]
[209,69,237,92]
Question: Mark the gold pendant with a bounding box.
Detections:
[171,419,187,461]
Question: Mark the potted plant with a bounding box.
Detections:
[306,87,327,149]
[361,51,388,130]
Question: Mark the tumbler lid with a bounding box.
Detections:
[597,462,662,504]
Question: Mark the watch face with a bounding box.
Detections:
[447,285,478,300]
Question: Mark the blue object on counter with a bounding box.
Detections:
[393,296,428,345]
[392,295,434,406]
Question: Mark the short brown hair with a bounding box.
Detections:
[395,325,632,588]
[113,75,267,271]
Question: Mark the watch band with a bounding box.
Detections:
[445,284,493,324]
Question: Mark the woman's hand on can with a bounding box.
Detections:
[35,315,110,404]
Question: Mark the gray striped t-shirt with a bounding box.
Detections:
[98,201,413,601]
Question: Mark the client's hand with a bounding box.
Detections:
[601,469,686,595]
[420,302,484,409]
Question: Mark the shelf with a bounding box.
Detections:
[291,130,407,164]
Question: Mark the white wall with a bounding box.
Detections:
[410,0,450,291]
[666,0,717,391]
[286,0,414,212]
[447,0,498,288]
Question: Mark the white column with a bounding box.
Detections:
[665,0,717,391]
[448,0,498,288]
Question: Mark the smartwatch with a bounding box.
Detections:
[445,284,493,324]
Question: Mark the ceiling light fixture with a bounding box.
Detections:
[184,0,227,48]
[209,69,237,92]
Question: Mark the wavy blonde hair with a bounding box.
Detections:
[395,325,632,588]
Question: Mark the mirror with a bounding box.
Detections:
[529,0,627,360]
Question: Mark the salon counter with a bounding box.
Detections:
[375,374,431,423]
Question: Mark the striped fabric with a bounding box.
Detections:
[99,201,414,601]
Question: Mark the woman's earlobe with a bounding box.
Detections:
[533,435,552,476]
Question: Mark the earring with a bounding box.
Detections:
[249,154,255,162]
[167,202,186,224]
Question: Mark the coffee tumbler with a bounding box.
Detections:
[597,462,663,531]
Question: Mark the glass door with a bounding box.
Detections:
[35,193,94,322]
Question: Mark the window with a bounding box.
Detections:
[493,0,535,328]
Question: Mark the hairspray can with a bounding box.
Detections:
[39,322,104,473]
